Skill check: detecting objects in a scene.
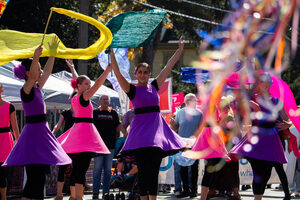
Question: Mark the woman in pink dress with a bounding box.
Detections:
[58,65,112,200]
[0,82,20,200]
[183,106,229,200]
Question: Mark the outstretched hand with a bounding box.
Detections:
[66,59,74,69]
[33,43,43,60]
[178,36,184,51]
[47,36,60,56]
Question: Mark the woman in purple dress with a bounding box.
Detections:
[230,72,292,200]
[109,37,186,200]
[3,39,72,200]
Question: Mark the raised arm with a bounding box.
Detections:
[10,110,20,141]
[155,36,184,88]
[66,59,78,79]
[38,36,60,89]
[110,50,130,93]
[83,65,112,101]
[23,44,43,94]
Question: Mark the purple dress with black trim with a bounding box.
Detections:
[120,81,186,157]
[3,87,72,166]
[230,97,287,163]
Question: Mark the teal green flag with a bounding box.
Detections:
[106,9,166,48]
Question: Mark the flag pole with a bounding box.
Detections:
[41,9,53,44]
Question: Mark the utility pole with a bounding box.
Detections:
[78,0,89,75]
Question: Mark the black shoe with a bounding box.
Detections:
[109,193,115,200]
[189,191,198,198]
[241,185,251,191]
[103,193,109,200]
[93,194,99,200]
[176,191,190,198]
[120,193,125,200]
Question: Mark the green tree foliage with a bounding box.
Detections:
[282,47,300,104]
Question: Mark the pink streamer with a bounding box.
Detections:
[268,72,300,157]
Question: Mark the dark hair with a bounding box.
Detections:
[13,59,33,80]
[20,59,33,71]
[134,62,151,74]
[76,75,90,87]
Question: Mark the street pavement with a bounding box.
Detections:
[38,184,295,200]
[6,184,295,200]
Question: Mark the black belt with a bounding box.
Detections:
[74,117,93,123]
[252,121,276,128]
[0,127,10,133]
[134,106,160,114]
[26,114,47,123]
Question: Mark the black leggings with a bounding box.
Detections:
[23,164,49,199]
[180,160,199,193]
[69,153,91,185]
[134,148,163,196]
[57,164,75,186]
[0,163,7,188]
[201,158,224,187]
[274,162,290,198]
[247,158,273,195]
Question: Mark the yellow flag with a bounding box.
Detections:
[0,7,113,65]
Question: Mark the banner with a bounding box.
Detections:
[98,48,131,92]
[158,156,291,185]
[181,67,209,84]
[172,92,184,113]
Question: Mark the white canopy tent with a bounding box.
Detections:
[0,62,120,110]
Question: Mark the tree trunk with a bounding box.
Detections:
[141,23,163,73]
[78,0,89,75]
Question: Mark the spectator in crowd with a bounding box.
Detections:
[291,144,300,197]
[121,109,134,135]
[113,156,138,183]
[170,103,185,197]
[115,109,134,156]
[92,95,123,199]
[170,93,203,198]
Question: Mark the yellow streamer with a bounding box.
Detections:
[0,7,113,65]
